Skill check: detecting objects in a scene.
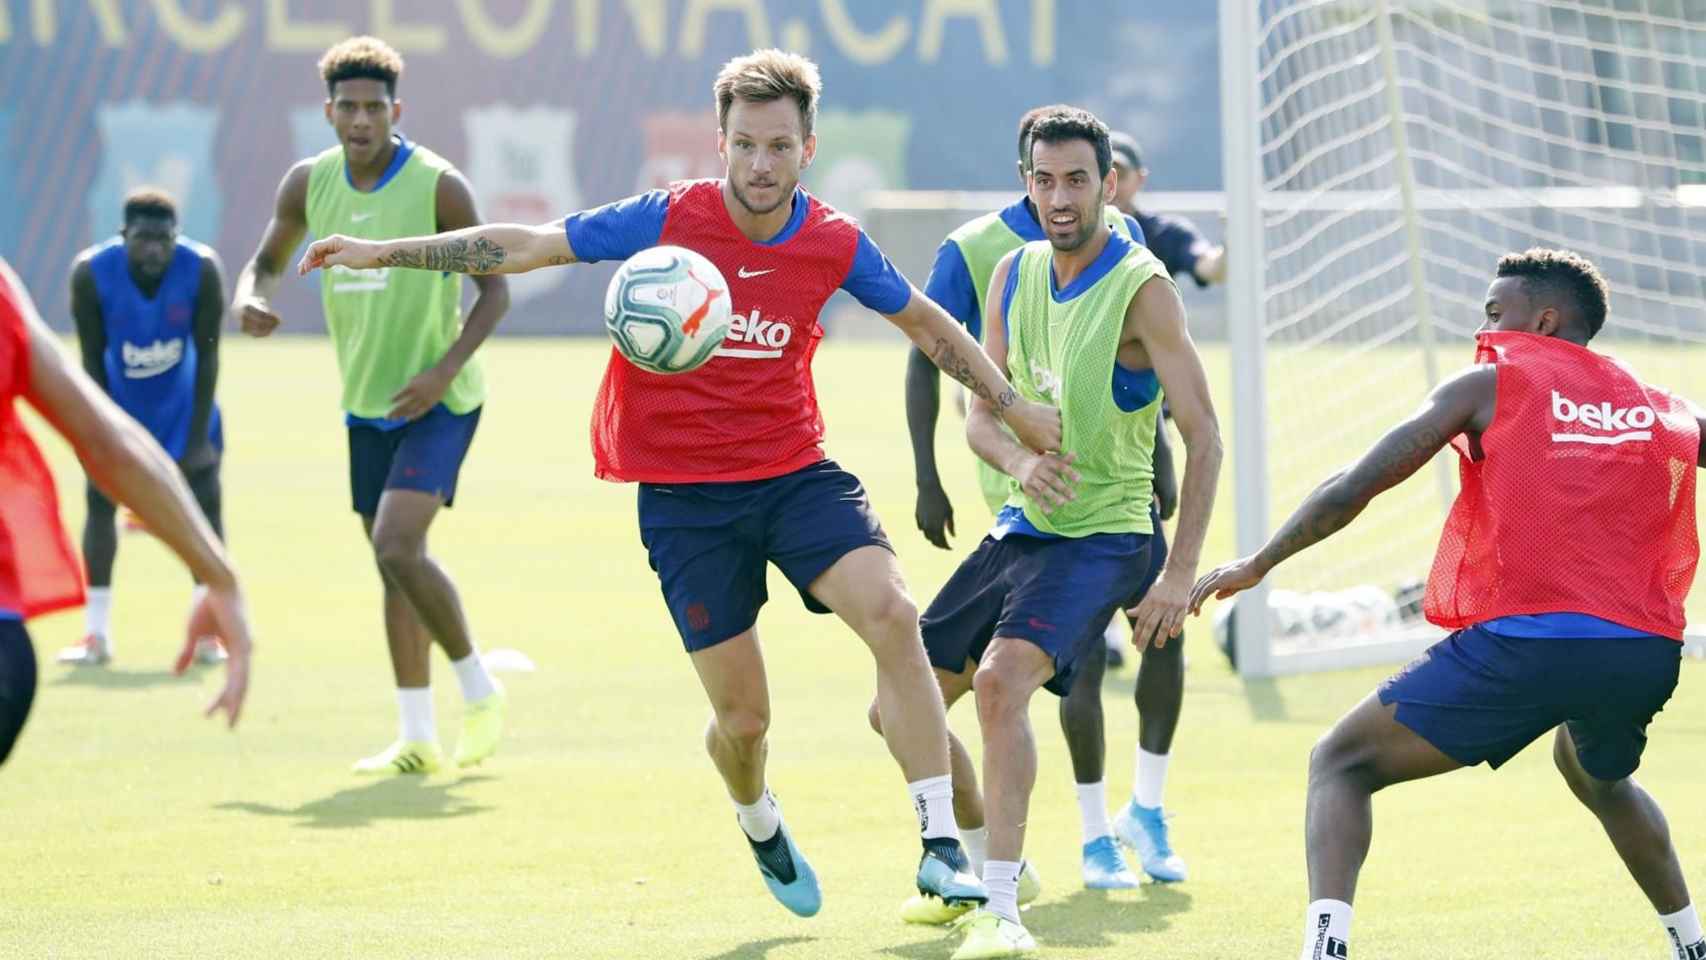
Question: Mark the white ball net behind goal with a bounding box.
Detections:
[1221,0,1706,674]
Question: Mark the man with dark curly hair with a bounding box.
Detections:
[1193,248,1706,960]
[232,36,510,776]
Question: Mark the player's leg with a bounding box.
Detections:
[1059,630,1140,889]
[1113,509,1189,880]
[1550,633,1700,955]
[352,509,443,774]
[61,482,118,664]
[0,620,38,767]
[368,406,504,769]
[184,460,227,665]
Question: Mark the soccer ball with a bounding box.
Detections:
[604,245,732,375]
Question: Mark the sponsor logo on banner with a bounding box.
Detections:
[806,110,911,220]
[636,111,724,191]
[87,103,221,243]
[465,105,581,304]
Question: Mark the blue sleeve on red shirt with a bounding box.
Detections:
[563,190,669,263]
[841,229,913,315]
[921,238,980,341]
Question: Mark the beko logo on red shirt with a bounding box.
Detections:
[716,308,794,359]
[1550,389,1655,445]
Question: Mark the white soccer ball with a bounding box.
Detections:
[604,245,732,375]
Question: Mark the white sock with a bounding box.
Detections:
[450,649,498,702]
[1102,614,1125,652]
[733,788,781,843]
[1076,780,1113,844]
[1661,904,1705,958]
[908,774,959,841]
[86,587,112,639]
[961,825,989,875]
[983,859,1023,924]
[397,687,436,743]
[1135,748,1170,810]
[1300,899,1352,960]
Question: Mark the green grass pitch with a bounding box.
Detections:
[4,337,1702,958]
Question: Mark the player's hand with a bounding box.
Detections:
[1014,451,1078,513]
[297,235,382,275]
[1004,397,1063,454]
[1128,568,1192,650]
[233,295,281,338]
[389,366,453,421]
[1187,555,1268,615]
[175,582,254,728]
[915,479,956,550]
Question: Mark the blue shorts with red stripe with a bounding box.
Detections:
[920,529,1152,696]
[1379,623,1680,780]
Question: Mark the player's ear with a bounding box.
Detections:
[1535,306,1561,337]
[1102,166,1118,204]
[391,98,402,125]
[323,99,333,125]
[716,126,728,166]
[800,133,817,170]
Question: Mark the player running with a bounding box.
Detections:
[58,188,229,669]
[0,257,253,767]
[1191,249,1706,960]
[875,107,1221,958]
[295,49,1061,925]
[232,37,509,775]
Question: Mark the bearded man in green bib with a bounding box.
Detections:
[879,107,1223,959]
[230,37,510,776]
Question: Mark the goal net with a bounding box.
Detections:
[1220,0,1706,674]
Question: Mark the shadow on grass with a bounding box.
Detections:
[215,774,495,829]
[877,884,1192,958]
[50,665,200,688]
[699,936,818,960]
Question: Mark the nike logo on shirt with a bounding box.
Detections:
[737,266,774,278]
[351,212,375,223]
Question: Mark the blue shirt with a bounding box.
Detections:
[924,196,1145,342]
[991,231,1161,541]
[563,186,912,315]
[88,238,221,459]
[1134,210,1212,287]
[1478,613,1651,639]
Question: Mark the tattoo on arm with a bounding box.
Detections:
[379,236,508,273]
[1259,420,1448,570]
[930,338,1016,409]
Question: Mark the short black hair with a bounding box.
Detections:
[1017,104,1073,172]
[1108,131,1143,171]
[1026,107,1113,180]
[319,36,403,98]
[1496,248,1610,340]
[122,187,177,227]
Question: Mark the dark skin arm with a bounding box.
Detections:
[1189,364,1497,612]
[232,160,312,336]
[181,251,225,471]
[385,171,511,421]
[70,257,106,389]
[905,344,955,548]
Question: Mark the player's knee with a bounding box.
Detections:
[1552,731,1608,804]
[859,589,921,653]
[716,706,770,750]
[371,528,427,576]
[1308,727,1371,789]
[973,663,1030,720]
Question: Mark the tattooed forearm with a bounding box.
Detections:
[379,236,508,274]
[930,338,1017,409]
[1256,421,1448,571]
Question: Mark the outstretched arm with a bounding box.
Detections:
[1189,364,1495,613]
[888,282,1061,457]
[9,264,252,725]
[299,220,573,277]
[385,172,513,421]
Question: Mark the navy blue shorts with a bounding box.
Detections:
[637,459,892,652]
[1379,624,1681,781]
[347,405,482,516]
[0,619,36,768]
[921,531,1151,696]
